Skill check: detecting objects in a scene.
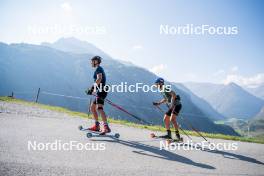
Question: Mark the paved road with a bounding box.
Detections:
[0,101,264,176]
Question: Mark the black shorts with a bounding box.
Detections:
[93,90,107,105]
[166,104,182,116]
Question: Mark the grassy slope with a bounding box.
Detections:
[1,96,264,144]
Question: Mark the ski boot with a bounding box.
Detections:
[100,123,111,135]
[88,122,100,132]
[175,130,183,142]
[160,130,172,139]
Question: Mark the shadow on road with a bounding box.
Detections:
[91,138,215,170]
[199,146,264,166]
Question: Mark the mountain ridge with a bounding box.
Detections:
[184,82,264,119]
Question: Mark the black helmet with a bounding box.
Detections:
[91,56,102,64]
[155,77,165,84]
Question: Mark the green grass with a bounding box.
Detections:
[1,96,264,144]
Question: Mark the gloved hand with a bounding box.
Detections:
[153,102,160,106]
[85,86,94,95]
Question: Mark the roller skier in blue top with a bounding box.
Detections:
[86,56,111,135]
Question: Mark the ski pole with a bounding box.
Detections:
[87,97,92,117]
[91,94,152,125]
[165,101,209,142]
[159,93,208,142]
[179,115,208,142]
[163,102,198,141]
[153,105,193,141]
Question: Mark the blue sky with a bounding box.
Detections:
[0,0,263,87]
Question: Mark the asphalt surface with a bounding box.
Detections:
[0,101,264,176]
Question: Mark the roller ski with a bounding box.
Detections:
[150,133,171,139]
[78,125,120,139]
[150,132,183,144]
[167,137,184,144]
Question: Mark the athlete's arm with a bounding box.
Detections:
[153,98,166,106]
[95,73,102,85]
[170,91,177,108]
[158,98,167,105]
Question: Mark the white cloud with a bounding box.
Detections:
[223,73,264,88]
[185,73,197,80]
[213,66,237,78]
[213,69,225,77]
[61,2,72,12]
[230,66,239,73]
[132,45,143,50]
[149,64,167,75]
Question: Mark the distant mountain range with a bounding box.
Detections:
[246,84,264,100]
[254,106,264,120]
[174,83,226,121]
[184,82,264,119]
[41,37,108,56]
[0,38,238,135]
